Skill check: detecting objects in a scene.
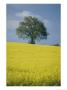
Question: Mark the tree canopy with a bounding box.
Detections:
[16,16,48,44]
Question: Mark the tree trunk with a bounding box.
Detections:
[30,37,35,44]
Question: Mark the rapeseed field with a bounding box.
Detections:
[6,42,60,86]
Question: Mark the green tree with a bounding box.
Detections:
[16,16,48,44]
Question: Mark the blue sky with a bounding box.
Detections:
[7,4,61,45]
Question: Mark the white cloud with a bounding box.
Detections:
[16,11,32,17]
[43,19,50,27]
[16,10,41,19]
[7,20,20,29]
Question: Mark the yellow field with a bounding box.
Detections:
[6,42,61,86]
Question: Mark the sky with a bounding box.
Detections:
[7,4,61,45]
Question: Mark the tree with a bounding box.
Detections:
[16,16,48,44]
